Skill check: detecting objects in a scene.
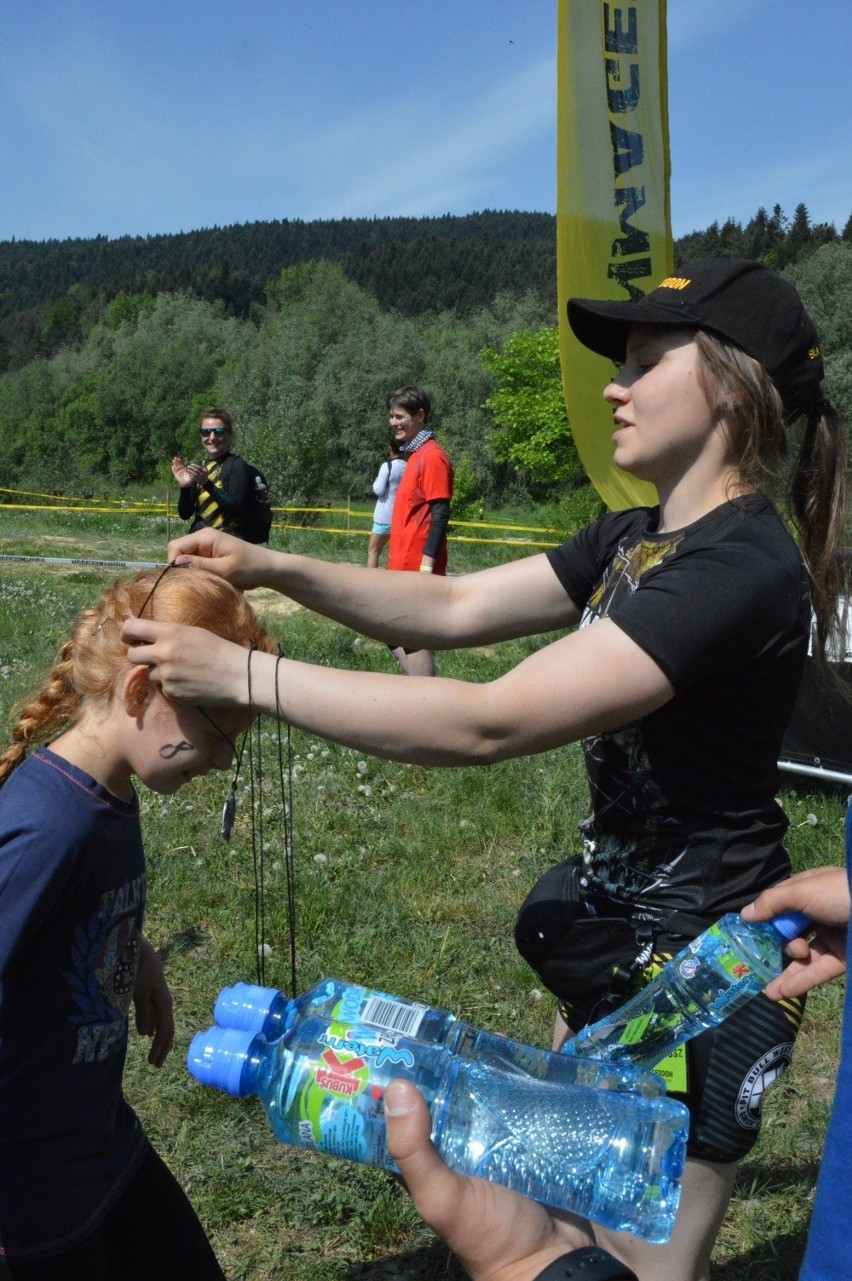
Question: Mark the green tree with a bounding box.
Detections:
[0,356,65,486]
[787,203,812,256]
[785,243,852,420]
[102,290,156,330]
[88,292,248,485]
[221,262,411,503]
[0,291,249,492]
[421,291,555,502]
[482,328,583,489]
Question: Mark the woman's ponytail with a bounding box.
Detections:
[789,393,848,665]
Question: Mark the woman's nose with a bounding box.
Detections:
[603,378,628,405]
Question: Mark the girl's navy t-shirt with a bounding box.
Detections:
[0,748,148,1259]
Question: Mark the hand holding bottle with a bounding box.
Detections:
[743,866,849,1000]
[384,1079,597,1281]
[563,909,811,1068]
[188,1005,687,1239]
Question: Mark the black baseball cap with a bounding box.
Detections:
[568,258,823,411]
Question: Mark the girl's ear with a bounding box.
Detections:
[123,665,153,718]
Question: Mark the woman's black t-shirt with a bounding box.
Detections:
[546,494,810,926]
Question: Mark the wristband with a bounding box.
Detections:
[532,1248,638,1281]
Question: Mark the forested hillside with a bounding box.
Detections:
[0,212,556,374]
[0,206,849,511]
[1,203,849,375]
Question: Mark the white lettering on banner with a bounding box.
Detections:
[604,4,652,298]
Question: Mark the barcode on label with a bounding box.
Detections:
[360,996,427,1037]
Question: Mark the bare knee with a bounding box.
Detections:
[367,533,388,568]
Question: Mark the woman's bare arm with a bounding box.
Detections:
[166,529,581,649]
[123,615,674,767]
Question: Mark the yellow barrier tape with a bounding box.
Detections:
[271,524,560,549]
[0,490,566,551]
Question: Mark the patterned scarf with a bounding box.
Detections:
[400,428,435,456]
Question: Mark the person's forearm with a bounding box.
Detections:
[202,477,242,515]
[216,462,252,515]
[177,487,196,519]
[166,531,579,646]
[223,627,649,765]
[253,550,574,649]
[237,649,513,764]
[258,550,460,647]
[422,499,450,561]
[123,608,666,765]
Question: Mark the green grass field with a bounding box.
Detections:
[0,503,846,1279]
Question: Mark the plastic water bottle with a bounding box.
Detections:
[214,978,663,1096]
[563,911,810,1069]
[188,1013,688,1241]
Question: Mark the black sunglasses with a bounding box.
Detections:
[200,426,229,438]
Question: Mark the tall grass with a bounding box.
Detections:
[0,504,846,1280]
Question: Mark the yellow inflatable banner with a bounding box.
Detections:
[557,0,672,510]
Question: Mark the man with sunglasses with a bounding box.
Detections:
[171,408,260,542]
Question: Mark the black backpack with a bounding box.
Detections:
[241,464,273,544]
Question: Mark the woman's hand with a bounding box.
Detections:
[171,456,205,488]
[133,937,175,1068]
[742,865,849,1000]
[166,528,273,588]
[121,618,250,707]
[384,1080,596,1281]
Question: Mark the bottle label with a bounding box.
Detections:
[681,922,753,985]
[650,1045,687,1093]
[291,1019,421,1167]
[356,994,428,1038]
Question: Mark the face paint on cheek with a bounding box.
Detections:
[159,741,194,759]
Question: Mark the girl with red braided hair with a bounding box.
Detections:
[0,568,273,1279]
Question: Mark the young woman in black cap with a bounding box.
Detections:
[122,260,847,1281]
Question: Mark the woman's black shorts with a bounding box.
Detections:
[515,856,804,1164]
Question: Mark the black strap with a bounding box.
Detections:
[611,918,655,993]
[533,1247,638,1281]
[664,907,713,937]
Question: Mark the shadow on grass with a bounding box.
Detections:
[713,1229,810,1281]
[343,1241,466,1280]
[158,923,207,961]
[733,1158,821,1194]
[710,1157,818,1280]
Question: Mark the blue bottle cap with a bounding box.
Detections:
[214,982,285,1033]
[771,910,811,941]
[187,1025,257,1096]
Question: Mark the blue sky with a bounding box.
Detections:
[1,0,848,244]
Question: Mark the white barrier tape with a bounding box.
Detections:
[0,555,169,569]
